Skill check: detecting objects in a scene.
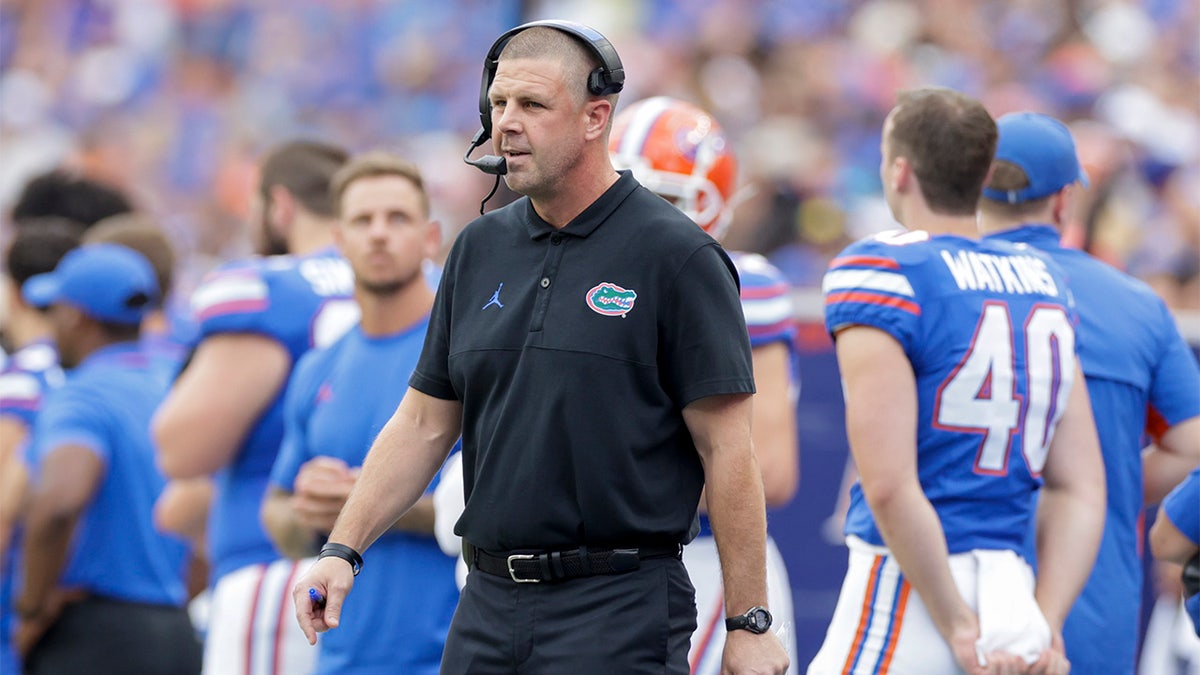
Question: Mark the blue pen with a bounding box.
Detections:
[309,587,326,609]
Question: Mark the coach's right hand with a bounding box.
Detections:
[292,555,356,645]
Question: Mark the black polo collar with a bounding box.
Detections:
[523,170,639,240]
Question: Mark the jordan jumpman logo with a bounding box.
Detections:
[482,283,505,310]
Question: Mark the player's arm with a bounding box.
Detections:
[153,334,291,478]
[684,392,789,674]
[16,443,103,623]
[1150,509,1199,565]
[1150,470,1200,565]
[835,325,982,668]
[264,457,440,560]
[263,486,321,559]
[750,342,799,507]
[1032,359,1106,634]
[291,387,461,643]
[0,417,30,560]
[153,477,212,553]
[1141,309,1200,505]
[1144,417,1200,505]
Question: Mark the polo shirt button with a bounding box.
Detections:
[540,277,551,288]
[551,234,563,245]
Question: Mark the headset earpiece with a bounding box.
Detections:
[475,20,624,139]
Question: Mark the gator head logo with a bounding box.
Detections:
[586,282,637,317]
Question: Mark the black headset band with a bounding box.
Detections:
[476,20,625,133]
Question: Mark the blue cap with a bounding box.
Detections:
[23,243,158,325]
[982,112,1089,204]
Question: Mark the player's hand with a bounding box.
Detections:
[979,651,1026,675]
[293,457,356,532]
[947,617,987,674]
[721,629,789,674]
[1026,631,1070,675]
[14,587,86,656]
[292,555,355,645]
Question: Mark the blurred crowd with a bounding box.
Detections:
[1,0,1197,310]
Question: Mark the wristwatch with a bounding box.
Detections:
[725,605,772,634]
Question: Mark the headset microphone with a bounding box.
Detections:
[463,128,507,176]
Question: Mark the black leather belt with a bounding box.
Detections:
[468,542,682,583]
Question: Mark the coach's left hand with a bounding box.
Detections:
[292,555,356,645]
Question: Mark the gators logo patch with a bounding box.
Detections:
[586,282,637,317]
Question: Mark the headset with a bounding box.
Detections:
[463,19,625,177]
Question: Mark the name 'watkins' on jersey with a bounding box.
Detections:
[822,229,1079,556]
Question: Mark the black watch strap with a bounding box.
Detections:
[725,605,772,634]
[318,542,364,576]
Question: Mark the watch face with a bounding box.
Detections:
[750,608,771,633]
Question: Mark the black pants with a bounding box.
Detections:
[441,556,696,675]
[25,595,202,675]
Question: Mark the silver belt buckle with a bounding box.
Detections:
[507,554,540,583]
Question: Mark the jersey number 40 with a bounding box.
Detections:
[935,301,1075,476]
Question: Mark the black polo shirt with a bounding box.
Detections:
[410,171,754,552]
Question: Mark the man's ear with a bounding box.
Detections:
[1051,186,1073,226]
[331,218,346,251]
[268,185,296,235]
[3,276,22,313]
[891,156,912,194]
[424,220,444,261]
[584,99,612,142]
[58,304,87,331]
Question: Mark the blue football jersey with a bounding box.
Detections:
[824,230,1078,555]
[30,343,189,606]
[270,320,458,675]
[0,339,63,674]
[189,247,356,581]
[695,251,799,538]
[989,224,1200,672]
[731,251,798,350]
[0,339,63,429]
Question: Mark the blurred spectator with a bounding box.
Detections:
[9,170,132,229]
[0,0,1195,298]
[0,218,83,675]
[15,243,200,674]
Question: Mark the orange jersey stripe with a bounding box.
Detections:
[842,555,884,675]
[273,560,302,675]
[690,598,725,673]
[876,580,911,674]
[825,290,921,316]
[830,255,900,270]
[1145,405,1169,442]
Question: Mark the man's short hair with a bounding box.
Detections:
[4,217,86,287]
[887,88,997,216]
[84,213,177,304]
[10,170,133,228]
[499,26,614,108]
[331,152,430,218]
[979,160,1052,219]
[259,140,350,218]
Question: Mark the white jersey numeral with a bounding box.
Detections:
[934,302,1074,475]
[1020,305,1075,473]
[312,298,360,349]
